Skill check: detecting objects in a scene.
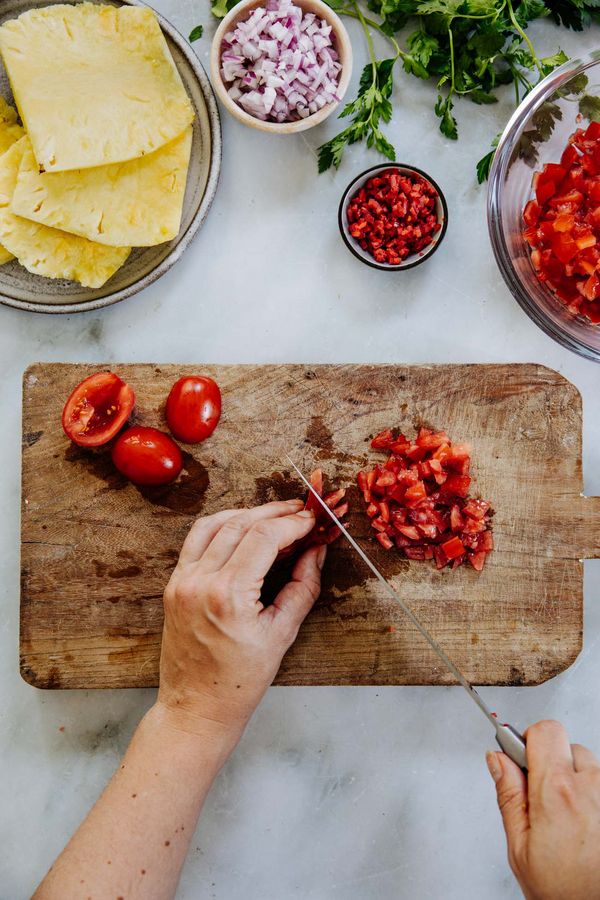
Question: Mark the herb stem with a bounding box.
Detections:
[506,0,544,78]
[335,6,403,59]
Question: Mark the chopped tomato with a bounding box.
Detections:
[62,372,135,448]
[441,536,465,560]
[358,426,493,572]
[277,469,349,562]
[524,126,600,323]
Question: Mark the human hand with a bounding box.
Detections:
[156,499,325,738]
[487,720,600,900]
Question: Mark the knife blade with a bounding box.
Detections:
[286,455,528,771]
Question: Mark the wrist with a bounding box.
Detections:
[145,700,245,764]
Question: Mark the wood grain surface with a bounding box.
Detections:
[20,363,600,689]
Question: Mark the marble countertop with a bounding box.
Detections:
[2,3,600,897]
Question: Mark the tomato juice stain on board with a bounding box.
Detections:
[64,444,209,514]
[254,470,304,505]
[137,453,209,514]
[92,560,142,579]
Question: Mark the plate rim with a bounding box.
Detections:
[0,0,222,315]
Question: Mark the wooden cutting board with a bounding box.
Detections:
[20,363,600,690]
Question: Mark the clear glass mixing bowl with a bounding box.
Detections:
[488,49,600,362]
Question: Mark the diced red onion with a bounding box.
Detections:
[220,0,341,123]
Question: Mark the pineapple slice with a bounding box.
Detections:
[12,127,193,247]
[0,139,130,288]
[0,96,25,263]
[0,96,24,155]
[0,4,194,173]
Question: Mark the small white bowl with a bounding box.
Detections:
[210,0,353,134]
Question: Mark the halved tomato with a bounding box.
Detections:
[62,372,135,447]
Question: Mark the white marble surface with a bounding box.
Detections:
[2,4,600,898]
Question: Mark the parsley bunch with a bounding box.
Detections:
[315,0,600,178]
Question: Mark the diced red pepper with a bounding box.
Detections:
[346,169,442,266]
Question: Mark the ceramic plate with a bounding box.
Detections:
[0,0,221,314]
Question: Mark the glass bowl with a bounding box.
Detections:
[488,49,600,362]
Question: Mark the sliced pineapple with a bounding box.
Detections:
[12,127,193,247]
[0,245,14,265]
[0,96,24,262]
[0,4,194,173]
[0,139,130,288]
[0,96,24,155]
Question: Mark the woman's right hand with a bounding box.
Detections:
[488,720,600,900]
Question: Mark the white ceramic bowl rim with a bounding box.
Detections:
[338,163,449,271]
[487,48,600,361]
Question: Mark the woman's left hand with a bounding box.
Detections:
[157,499,326,738]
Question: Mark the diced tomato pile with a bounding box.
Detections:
[277,469,348,561]
[346,169,441,266]
[523,120,600,323]
[356,427,493,572]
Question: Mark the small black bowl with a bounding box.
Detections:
[338,163,449,271]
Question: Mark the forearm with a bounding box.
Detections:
[33,703,242,900]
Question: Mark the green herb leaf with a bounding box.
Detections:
[579,93,600,122]
[469,88,498,104]
[435,93,458,139]
[211,0,236,18]
[189,24,204,41]
[476,133,500,183]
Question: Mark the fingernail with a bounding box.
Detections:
[486,751,502,783]
[317,545,327,570]
[287,498,304,505]
[298,509,314,518]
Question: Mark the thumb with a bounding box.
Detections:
[487,751,529,864]
[262,544,325,644]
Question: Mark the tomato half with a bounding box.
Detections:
[165,376,222,444]
[112,426,183,486]
[62,372,135,447]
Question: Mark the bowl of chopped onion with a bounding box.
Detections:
[210,0,352,132]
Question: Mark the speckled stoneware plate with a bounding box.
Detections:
[0,0,221,314]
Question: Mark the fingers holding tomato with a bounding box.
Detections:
[166,376,221,444]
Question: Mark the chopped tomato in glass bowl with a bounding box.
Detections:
[488,52,600,362]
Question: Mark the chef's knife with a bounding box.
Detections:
[286,455,528,771]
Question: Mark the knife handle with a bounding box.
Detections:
[495,723,528,773]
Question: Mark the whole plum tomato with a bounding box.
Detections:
[112,426,182,486]
[166,376,221,444]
